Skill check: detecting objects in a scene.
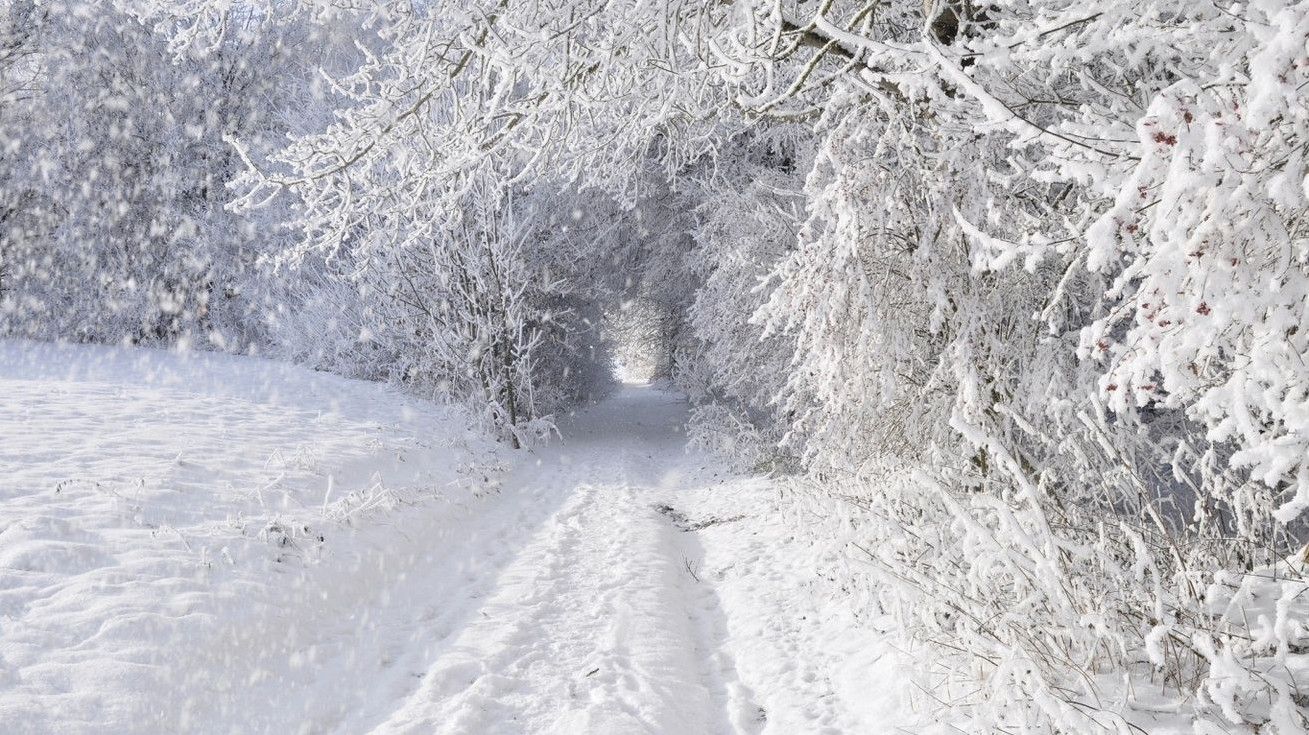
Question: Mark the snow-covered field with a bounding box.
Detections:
[0,342,908,733]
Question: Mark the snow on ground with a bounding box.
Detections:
[0,342,911,733]
[652,472,909,734]
[0,341,501,732]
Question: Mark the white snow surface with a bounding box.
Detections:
[0,342,908,734]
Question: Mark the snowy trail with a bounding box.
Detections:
[1,344,907,734]
[339,387,755,734]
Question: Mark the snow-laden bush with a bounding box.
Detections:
[267,180,618,446]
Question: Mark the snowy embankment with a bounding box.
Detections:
[0,342,911,734]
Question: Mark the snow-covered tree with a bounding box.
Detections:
[0,1,330,349]
[712,1,1309,729]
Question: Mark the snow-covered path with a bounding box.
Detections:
[1,344,907,734]
[362,387,749,734]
